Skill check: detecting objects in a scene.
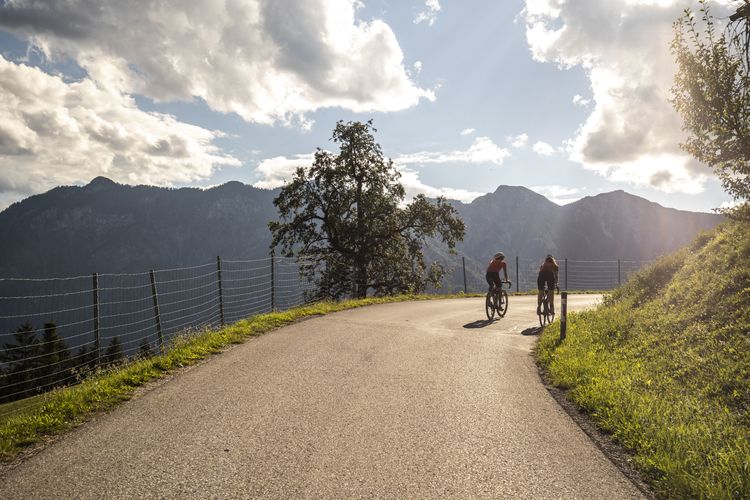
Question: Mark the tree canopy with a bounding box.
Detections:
[269,120,465,299]
[671,1,750,219]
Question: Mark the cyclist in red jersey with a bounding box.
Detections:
[537,254,559,315]
[486,252,509,290]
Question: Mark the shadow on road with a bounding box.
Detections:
[463,319,496,329]
[522,326,542,336]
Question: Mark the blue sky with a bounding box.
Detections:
[0,0,739,212]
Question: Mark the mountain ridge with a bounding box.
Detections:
[0,178,723,279]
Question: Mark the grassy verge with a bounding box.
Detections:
[0,293,474,462]
[536,222,750,499]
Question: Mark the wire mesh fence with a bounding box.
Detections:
[439,256,652,294]
[0,254,651,412]
[0,256,320,413]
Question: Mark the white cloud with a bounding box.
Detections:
[253,153,315,189]
[572,94,590,107]
[720,199,741,210]
[398,167,483,203]
[396,137,510,166]
[414,0,442,26]
[522,0,719,193]
[510,133,529,149]
[251,153,484,203]
[460,128,475,136]
[413,61,423,75]
[0,55,239,208]
[0,0,434,126]
[532,141,555,156]
[530,184,582,205]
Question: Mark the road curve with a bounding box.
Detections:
[0,295,644,499]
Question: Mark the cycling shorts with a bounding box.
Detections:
[537,271,555,291]
[486,271,502,289]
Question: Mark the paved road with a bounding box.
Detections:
[1,295,644,499]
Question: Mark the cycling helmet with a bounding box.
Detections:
[545,254,554,261]
[494,252,505,259]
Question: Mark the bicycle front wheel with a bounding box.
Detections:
[485,292,494,320]
[497,289,509,317]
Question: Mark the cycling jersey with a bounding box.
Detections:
[537,259,558,291]
[486,259,507,273]
[539,261,559,273]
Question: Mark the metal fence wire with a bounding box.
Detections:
[0,256,321,413]
[440,257,651,294]
[0,255,650,412]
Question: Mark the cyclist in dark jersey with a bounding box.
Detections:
[537,254,559,315]
[486,252,510,290]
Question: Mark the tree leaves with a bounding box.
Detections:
[671,1,750,218]
[269,120,465,299]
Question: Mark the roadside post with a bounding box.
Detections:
[462,256,467,294]
[560,291,568,341]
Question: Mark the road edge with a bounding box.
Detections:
[535,364,656,499]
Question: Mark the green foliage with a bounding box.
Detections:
[270,120,465,299]
[538,221,750,498]
[671,1,750,218]
[138,337,153,359]
[104,337,124,366]
[0,322,73,402]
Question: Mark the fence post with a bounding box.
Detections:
[565,258,568,291]
[270,250,275,312]
[617,259,621,286]
[515,256,519,293]
[462,256,467,294]
[92,273,101,368]
[216,256,225,327]
[149,270,164,352]
[560,291,568,341]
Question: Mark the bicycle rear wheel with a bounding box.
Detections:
[485,292,495,320]
[497,289,508,317]
[539,294,548,327]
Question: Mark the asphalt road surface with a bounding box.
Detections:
[1,295,645,499]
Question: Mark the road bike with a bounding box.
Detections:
[485,281,510,320]
[538,285,557,327]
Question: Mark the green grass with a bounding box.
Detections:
[536,222,750,499]
[0,293,474,462]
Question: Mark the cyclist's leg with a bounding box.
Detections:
[546,278,556,314]
[536,275,544,314]
[487,271,502,291]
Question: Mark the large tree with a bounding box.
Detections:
[269,120,465,299]
[671,1,750,219]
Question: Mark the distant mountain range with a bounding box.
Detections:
[0,178,723,280]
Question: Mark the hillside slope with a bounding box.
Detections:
[537,221,750,498]
[0,179,723,282]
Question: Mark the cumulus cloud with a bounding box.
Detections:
[460,128,475,136]
[510,133,529,148]
[0,55,239,208]
[414,0,441,26]
[398,167,484,203]
[0,0,434,126]
[522,0,720,193]
[396,137,510,166]
[253,153,315,189]
[530,184,582,205]
[532,141,555,156]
